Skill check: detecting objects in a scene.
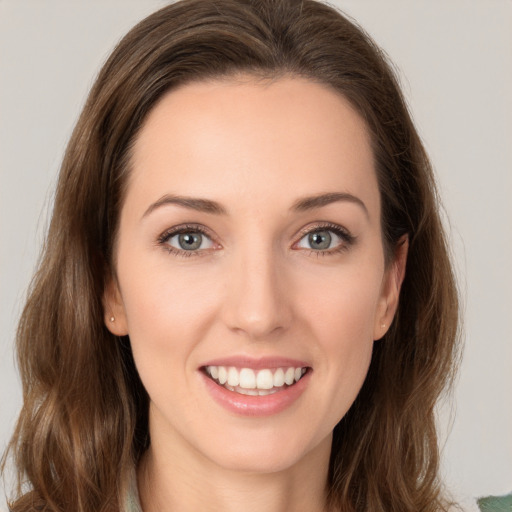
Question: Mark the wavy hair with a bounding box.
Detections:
[2,1,460,511]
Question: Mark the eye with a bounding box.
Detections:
[158,225,216,256]
[297,229,341,251]
[299,230,336,250]
[170,232,213,251]
[295,224,355,254]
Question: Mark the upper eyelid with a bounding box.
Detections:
[294,222,353,241]
[158,223,214,242]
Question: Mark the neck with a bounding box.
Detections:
[137,432,332,512]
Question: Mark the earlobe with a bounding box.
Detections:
[373,235,409,340]
[103,276,129,336]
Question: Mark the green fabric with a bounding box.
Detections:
[125,468,143,512]
[478,493,512,512]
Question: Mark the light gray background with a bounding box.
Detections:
[1,0,511,505]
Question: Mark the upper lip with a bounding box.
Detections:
[200,356,310,370]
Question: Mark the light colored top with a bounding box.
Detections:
[125,468,143,512]
[124,467,498,512]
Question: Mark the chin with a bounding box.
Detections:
[218,448,299,474]
[200,427,332,475]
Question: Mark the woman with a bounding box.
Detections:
[2,0,463,511]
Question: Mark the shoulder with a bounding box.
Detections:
[477,493,512,512]
[442,493,482,512]
[124,466,142,512]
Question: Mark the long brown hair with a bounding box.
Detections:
[2,1,460,511]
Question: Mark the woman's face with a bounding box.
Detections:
[106,77,405,474]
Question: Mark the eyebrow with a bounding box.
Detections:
[291,192,369,217]
[142,191,368,219]
[142,194,228,218]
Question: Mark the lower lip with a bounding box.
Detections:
[200,370,311,417]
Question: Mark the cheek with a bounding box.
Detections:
[298,262,383,344]
[310,286,376,382]
[296,264,381,416]
[116,251,222,376]
[119,239,218,322]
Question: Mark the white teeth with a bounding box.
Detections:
[284,367,295,385]
[273,368,285,387]
[258,388,279,396]
[227,367,239,386]
[239,368,256,389]
[237,387,259,396]
[218,366,227,385]
[256,369,274,389]
[205,365,308,393]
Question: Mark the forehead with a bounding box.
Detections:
[127,76,379,220]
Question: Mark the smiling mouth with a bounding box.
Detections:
[202,365,308,396]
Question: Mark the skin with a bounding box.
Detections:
[105,76,407,512]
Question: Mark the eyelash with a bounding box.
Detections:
[157,224,214,258]
[295,222,356,257]
[157,222,356,258]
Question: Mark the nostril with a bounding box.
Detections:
[221,261,292,338]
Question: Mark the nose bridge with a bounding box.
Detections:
[223,233,290,339]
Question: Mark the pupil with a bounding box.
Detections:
[179,233,202,250]
[309,231,331,250]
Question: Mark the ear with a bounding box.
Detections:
[373,235,409,340]
[103,275,129,336]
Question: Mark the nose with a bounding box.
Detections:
[221,243,292,340]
